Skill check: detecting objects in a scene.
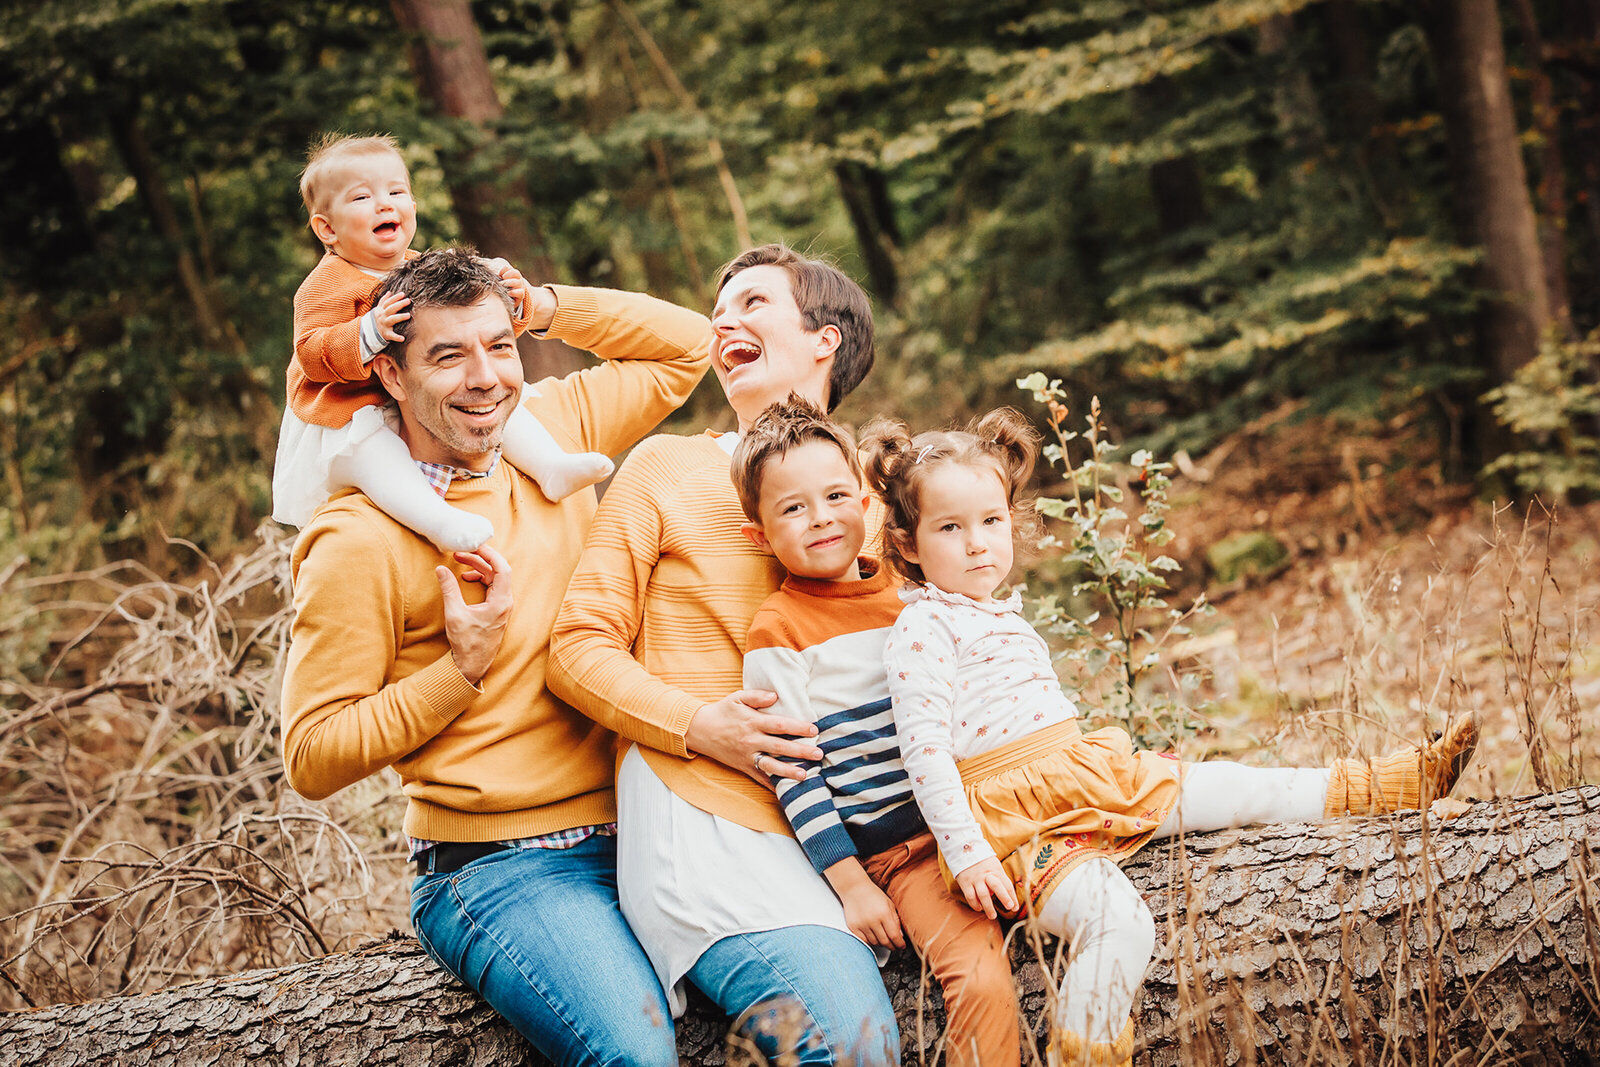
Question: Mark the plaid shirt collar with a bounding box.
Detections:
[416,450,501,498]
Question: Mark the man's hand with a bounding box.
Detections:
[371,292,412,343]
[824,860,905,949]
[953,856,1018,920]
[436,544,513,686]
[685,690,822,784]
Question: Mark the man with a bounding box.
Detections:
[280,247,709,1067]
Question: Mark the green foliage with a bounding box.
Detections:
[1018,373,1212,750]
[1484,329,1600,501]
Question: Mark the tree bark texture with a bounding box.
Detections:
[1419,0,1553,384]
[2,788,1595,1066]
[389,0,584,380]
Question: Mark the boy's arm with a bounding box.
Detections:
[884,609,996,877]
[744,630,904,949]
[523,286,710,460]
[279,510,482,800]
[744,639,858,871]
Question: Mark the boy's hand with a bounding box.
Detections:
[841,881,905,949]
[953,857,1018,920]
[824,859,904,949]
[372,292,412,343]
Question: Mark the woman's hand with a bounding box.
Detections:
[953,856,1018,920]
[685,690,822,784]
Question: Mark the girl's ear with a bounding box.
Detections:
[890,526,919,565]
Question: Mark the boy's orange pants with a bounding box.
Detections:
[862,832,1020,1067]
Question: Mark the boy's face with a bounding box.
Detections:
[311,152,417,272]
[743,439,869,582]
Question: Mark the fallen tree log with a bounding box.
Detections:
[3,788,1596,1066]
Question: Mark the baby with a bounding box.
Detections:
[271,133,612,550]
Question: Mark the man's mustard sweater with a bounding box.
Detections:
[279,286,709,842]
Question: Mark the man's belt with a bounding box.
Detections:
[415,841,510,876]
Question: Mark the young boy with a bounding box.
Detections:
[272,132,613,550]
[732,395,1022,1067]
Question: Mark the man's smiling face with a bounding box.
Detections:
[373,294,523,470]
[710,264,838,427]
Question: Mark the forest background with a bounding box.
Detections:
[1,0,1599,1037]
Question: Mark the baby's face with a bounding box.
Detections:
[750,440,868,582]
[313,152,417,271]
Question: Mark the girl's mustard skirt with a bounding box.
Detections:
[947,719,1184,911]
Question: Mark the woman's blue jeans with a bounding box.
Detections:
[409,835,677,1067]
[688,927,900,1066]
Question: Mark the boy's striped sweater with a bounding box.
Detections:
[743,559,925,873]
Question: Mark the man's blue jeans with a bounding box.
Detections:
[409,834,676,1067]
[688,927,900,1066]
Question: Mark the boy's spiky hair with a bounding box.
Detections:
[731,393,864,523]
[299,132,405,219]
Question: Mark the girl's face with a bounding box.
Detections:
[902,460,1014,600]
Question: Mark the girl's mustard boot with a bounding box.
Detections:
[1325,714,1477,816]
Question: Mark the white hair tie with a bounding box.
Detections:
[914,445,936,464]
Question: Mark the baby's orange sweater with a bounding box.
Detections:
[288,251,536,429]
[280,286,710,841]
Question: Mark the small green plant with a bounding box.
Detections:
[1017,372,1212,750]
[1484,328,1600,501]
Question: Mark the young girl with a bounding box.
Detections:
[863,408,1477,1067]
[272,133,612,551]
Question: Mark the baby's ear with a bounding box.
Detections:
[740,521,773,555]
[309,213,337,248]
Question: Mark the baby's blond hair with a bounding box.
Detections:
[299,133,405,221]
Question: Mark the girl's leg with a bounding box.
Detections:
[328,426,493,551]
[1149,762,1329,840]
[500,406,613,501]
[1034,857,1153,1049]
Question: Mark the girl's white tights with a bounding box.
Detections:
[1036,762,1331,1044]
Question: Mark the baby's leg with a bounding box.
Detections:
[329,426,493,551]
[500,405,613,501]
[1035,857,1152,1052]
[1149,762,1329,839]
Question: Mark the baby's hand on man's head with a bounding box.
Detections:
[372,292,412,343]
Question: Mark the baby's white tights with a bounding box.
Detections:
[329,423,493,551]
[1036,762,1330,1043]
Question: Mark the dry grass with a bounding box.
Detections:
[0,485,1596,1064]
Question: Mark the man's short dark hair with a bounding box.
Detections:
[714,244,874,413]
[372,247,515,367]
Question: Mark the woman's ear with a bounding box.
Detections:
[812,323,841,362]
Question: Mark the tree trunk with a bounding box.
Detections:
[1509,0,1575,334]
[3,788,1596,1066]
[833,159,902,308]
[1419,0,1553,385]
[389,0,584,381]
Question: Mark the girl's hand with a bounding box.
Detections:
[372,292,412,343]
[685,690,822,784]
[953,857,1018,920]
